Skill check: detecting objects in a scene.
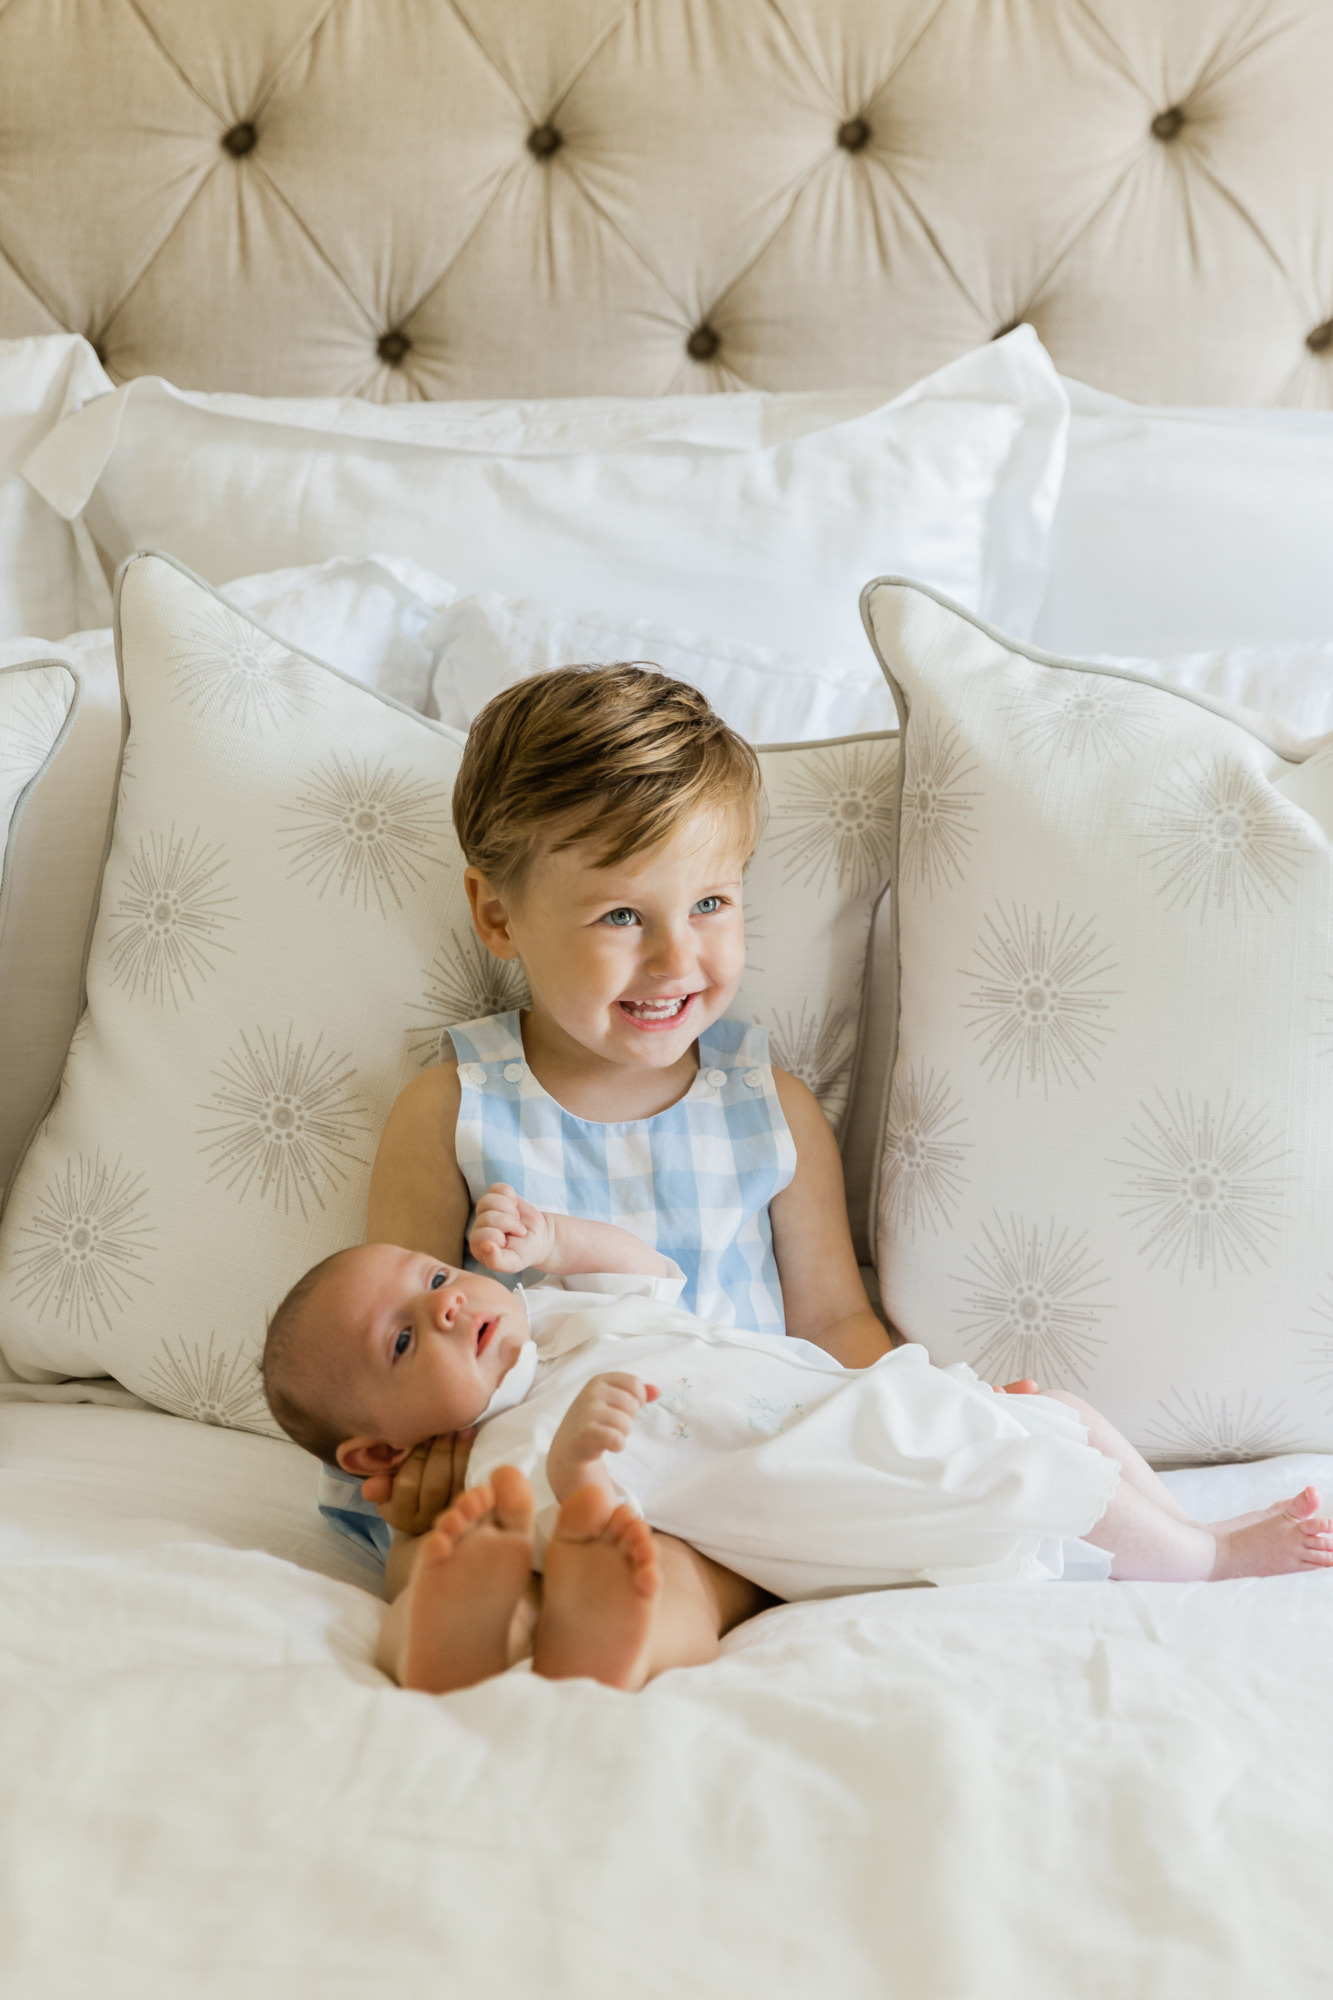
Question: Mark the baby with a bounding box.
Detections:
[265,1184,1333,1696]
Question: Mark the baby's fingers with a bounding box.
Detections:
[469,1225,517,1270]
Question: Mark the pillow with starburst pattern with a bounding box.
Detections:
[863,575,1333,1462]
[0,553,893,1427]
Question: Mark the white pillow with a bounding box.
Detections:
[862,577,1333,1460]
[223,554,458,714]
[1037,378,1333,657]
[428,591,894,743]
[0,555,892,1415]
[22,333,1068,660]
[0,336,112,641]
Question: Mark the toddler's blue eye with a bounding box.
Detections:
[694,895,722,915]
[429,1271,445,1290]
[393,1330,411,1359]
[603,907,638,927]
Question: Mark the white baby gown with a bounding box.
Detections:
[466,1276,1120,1600]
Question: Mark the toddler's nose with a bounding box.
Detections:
[644,924,695,981]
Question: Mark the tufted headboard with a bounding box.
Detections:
[3,0,1333,409]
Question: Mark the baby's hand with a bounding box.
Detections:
[469,1182,558,1274]
[546,1372,659,1503]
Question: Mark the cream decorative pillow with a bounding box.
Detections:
[0,555,892,1425]
[1,656,84,1193]
[863,577,1333,1461]
[0,658,79,875]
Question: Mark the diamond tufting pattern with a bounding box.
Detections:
[1,0,1332,406]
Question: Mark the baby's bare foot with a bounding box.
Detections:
[1210,1486,1333,1579]
[401,1465,535,1694]
[533,1485,660,1691]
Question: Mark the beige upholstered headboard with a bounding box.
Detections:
[3,0,1333,410]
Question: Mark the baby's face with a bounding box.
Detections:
[314,1245,529,1465]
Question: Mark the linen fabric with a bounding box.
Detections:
[863,578,1333,1457]
[5,1397,1333,1999]
[464,1282,1119,1598]
[1037,379,1333,657]
[0,554,892,1414]
[428,587,895,742]
[448,1013,796,1335]
[22,333,1068,657]
[0,335,111,641]
[0,559,454,1198]
[0,656,83,1193]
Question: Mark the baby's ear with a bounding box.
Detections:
[336,1436,410,1478]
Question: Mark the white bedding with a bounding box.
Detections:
[3,1398,1331,1998]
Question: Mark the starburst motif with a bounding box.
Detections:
[952,1213,1110,1389]
[104,826,237,1007]
[406,931,531,1068]
[197,1026,371,1217]
[277,755,450,914]
[144,1331,271,1433]
[170,604,325,732]
[1141,755,1308,919]
[1,666,69,778]
[9,1153,154,1337]
[1144,1390,1300,1467]
[960,903,1118,1092]
[1006,670,1155,771]
[880,1062,971,1239]
[898,714,981,896]
[767,741,895,895]
[1112,1090,1287,1283]
[767,1001,853,1122]
[1298,1282,1333,1409]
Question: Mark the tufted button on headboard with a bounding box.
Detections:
[2,0,1333,408]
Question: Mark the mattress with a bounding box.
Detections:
[2,1397,1331,1998]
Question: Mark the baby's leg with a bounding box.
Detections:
[1038,1391,1191,1519]
[1043,1392,1333,1580]
[534,1487,771,1690]
[377,1466,540,1693]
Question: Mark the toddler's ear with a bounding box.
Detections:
[337,1436,410,1478]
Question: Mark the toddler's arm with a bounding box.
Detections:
[470,1182,675,1280]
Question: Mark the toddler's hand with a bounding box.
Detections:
[362,1428,477,1536]
[546,1372,658,1503]
[469,1182,559,1274]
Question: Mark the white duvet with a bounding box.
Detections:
[3,1402,1333,1998]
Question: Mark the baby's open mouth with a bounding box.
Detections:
[475,1317,498,1358]
[617,994,694,1029]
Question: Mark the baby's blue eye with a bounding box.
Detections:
[693,895,723,915]
[429,1271,445,1290]
[602,907,638,927]
[393,1330,411,1359]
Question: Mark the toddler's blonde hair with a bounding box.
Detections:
[452,664,761,893]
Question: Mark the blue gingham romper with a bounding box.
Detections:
[317,1011,797,1562]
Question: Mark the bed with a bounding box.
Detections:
[4,5,1333,1994]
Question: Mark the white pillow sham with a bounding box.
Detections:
[22,333,1068,659]
[0,335,111,641]
[1037,378,1333,657]
[0,555,893,1417]
[428,591,895,743]
[863,577,1333,1459]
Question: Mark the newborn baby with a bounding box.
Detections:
[265,1186,1333,1692]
